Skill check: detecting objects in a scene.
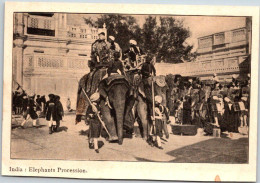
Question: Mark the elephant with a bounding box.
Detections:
[126,71,169,140]
[98,75,134,145]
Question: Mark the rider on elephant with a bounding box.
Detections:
[107,52,125,76]
[124,39,144,69]
[91,32,110,67]
[107,36,122,61]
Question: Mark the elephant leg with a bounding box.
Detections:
[136,96,149,140]
[100,100,118,141]
[114,100,126,145]
[124,95,136,133]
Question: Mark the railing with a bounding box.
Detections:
[155,55,249,77]
[24,54,249,77]
[24,55,90,72]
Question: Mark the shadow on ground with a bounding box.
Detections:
[166,137,248,163]
[79,129,89,136]
[56,126,68,132]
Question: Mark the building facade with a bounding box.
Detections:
[156,17,251,82]
[13,13,106,108]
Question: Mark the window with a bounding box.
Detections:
[27,17,54,36]
[44,20,51,30]
[214,33,225,45]
[30,18,38,28]
[80,29,86,33]
[199,36,213,49]
[232,29,246,42]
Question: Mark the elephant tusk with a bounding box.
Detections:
[105,97,113,109]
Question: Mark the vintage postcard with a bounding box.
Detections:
[2,2,259,182]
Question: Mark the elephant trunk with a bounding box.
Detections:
[109,84,128,145]
[115,100,125,145]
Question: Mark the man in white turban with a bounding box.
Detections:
[108,35,122,60]
[124,39,144,68]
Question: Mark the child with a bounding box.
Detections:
[87,92,102,153]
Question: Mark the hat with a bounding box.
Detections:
[98,32,105,36]
[213,73,217,76]
[155,95,162,104]
[48,94,54,98]
[213,96,218,100]
[108,36,115,41]
[224,97,231,102]
[90,92,100,102]
[129,39,137,45]
[241,97,248,101]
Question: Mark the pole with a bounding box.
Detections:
[76,78,111,138]
[150,76,156,135]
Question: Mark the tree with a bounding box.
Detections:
[84,15,141,51]
[156,17,193,63]
[141,16,159,56]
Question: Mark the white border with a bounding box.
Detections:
[2,2,259,182]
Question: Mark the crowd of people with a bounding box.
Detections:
[167,73,250,135]
[12,86,65,134]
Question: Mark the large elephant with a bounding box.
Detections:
[126,71,169,140]
[98,75,134,145]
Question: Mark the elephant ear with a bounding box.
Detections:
[98,81,107,99]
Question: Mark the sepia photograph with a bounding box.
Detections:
[2,2,259,182]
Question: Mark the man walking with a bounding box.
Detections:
[20,95,39,128]
[45,94,57,134]
[54,95,64,132]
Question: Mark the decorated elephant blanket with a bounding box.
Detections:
[101,74,130,94]
[76,68,107,117]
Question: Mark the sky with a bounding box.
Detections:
[67,14,246,52]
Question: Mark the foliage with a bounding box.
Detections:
[84,15,195,63]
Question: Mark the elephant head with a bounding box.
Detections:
[98,76,132,145]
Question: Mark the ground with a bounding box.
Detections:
[11,113,248,163]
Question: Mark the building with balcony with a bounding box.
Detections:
[13,13,106,107]
[155,17,251,82]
